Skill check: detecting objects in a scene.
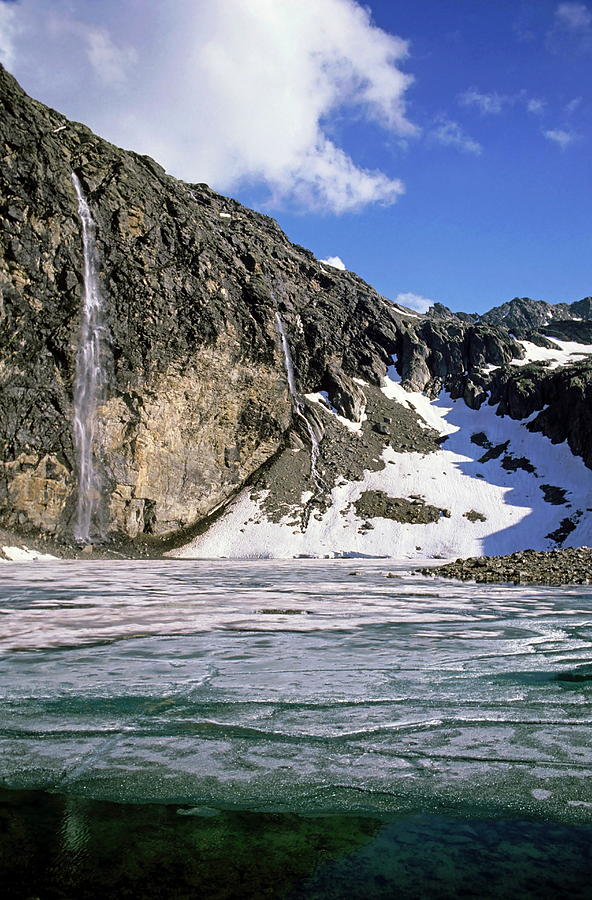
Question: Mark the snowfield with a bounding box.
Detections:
[0,545,57,562]
[512,338,592,369]
[176,372,592,560]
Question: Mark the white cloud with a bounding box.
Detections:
[459,88,508,115]
[527,98,546,115]
[320,256,347,270]
[555,2,592,30]
[395,292,434,313]
[0,2,18,68]
[566,96,582,113]
[0,0,417,214]
[548,2,592,51]
[543,128,577,148]
[285,138,405,213]
[37,13,137,86]
[512,23,536,43]
[432,117,482,155]
[81,26,137,86]
[459,88,546,118]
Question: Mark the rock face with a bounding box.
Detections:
[477,295,592,338]
[488,360,592,468]
[433,295,592,348]
[0,65,591,548]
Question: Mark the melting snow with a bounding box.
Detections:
[1,546,57,562]
[305,392,363,433]
[513,339,592,369]
[176,377,592,560]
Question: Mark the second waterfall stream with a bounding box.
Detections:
[275,312,322,484]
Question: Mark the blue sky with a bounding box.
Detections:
[0,0,590,313]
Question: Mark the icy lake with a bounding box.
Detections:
[1,559,591,897]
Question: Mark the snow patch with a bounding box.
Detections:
[306,392,363,432]
[1,545,57,562]
[513,339,592,369]
[176,378,592,560]
[393,306,420,319]
[381,377,450,436]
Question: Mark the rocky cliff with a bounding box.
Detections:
[1,65,591,554]
[478,295,592,342]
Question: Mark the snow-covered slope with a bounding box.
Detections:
[0,545,57,562]
[175,372,592,560]
[512,339,592,369]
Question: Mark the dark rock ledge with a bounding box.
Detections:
[419,547,592,585]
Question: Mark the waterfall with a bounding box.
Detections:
[275,312,322,482]
[71,173,107,544]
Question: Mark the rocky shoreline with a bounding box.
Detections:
[420,547,592,585]
[0,525,169,561]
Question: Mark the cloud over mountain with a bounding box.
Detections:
[0,0,417,213]
[395,292,434,313]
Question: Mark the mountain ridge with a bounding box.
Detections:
[1,64,591,557]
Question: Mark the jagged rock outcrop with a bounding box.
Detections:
[477,295,592,341]
[323,364,366,422]
[400,318,520,397]
[487,359,592,468]
[0,65,590,546]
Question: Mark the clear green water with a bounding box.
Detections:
[1,788,591,899]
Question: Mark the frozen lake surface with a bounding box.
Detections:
[0,559,591,822]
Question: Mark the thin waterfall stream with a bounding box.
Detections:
[275,312,322,484]
[71,173,107,544]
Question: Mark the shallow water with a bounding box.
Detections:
[2,788,591,899]
[0,559,591,825]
